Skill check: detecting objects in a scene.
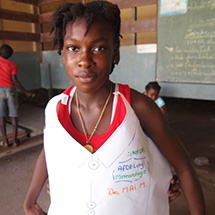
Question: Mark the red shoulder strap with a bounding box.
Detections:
[118,83,131,105]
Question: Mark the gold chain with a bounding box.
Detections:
[75,84,112,145]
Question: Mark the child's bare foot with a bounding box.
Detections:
[2,141,9,148]
[12,139,20,147]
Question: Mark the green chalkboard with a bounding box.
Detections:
[157,0,215,83]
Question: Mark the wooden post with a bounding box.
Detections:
[132,7,137,45]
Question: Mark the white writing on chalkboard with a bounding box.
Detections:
[158,0,215,83]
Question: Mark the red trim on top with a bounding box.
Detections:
[57,84,130,152]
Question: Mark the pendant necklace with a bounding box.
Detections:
[75,84,112,153]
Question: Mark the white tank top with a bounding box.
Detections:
[44,85,172,215]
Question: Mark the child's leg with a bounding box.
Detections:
[0,116,9,147]
[10,116,19,147]
[0,88,9,147]
[6,87,19,147]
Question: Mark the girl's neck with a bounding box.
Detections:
[75,82,113,110]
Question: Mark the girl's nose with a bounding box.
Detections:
[78,51,95,68]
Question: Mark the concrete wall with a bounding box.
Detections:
[112,46,215,101]
[10,52,41,90]
[10,48,215,101]
[110,46,156,93]
[41,46,215,101]
[41,51,70,89]
[41,47,156,92]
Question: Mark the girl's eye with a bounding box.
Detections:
[67,46,79,52]
[93,46,105,53]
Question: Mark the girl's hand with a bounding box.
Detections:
[168,175,181,203]
[24,203,47,215]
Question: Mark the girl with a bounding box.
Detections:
[145,81,168,120]
[24,1,205,215]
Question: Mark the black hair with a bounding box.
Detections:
[145,81,161,91]
[50,1,121,55]
[0,44,13,59]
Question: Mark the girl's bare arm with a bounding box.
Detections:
[131,89,205,215]
[160,104,168,121]
[23,148,48,215]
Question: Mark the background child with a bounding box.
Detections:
[145,81,168,120]
[0,44,32,148]
[24,1,205,215]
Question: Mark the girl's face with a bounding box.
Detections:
[63,17,119,93]
[145,88,159,101]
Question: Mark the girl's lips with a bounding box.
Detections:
[78,75,95,83]
[75,70,97,83]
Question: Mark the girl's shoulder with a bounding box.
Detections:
[116,83,155,113]
[130,88,166,133]
[61,85,75,96]
[130,88,154,109]
[117,83,131,105]
[45,86,75,111]
[45,94,63,110]
[130,88,160,121]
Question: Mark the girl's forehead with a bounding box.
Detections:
[65,17,114,41]
[147,88,159,94]
[65,18,88,34]
[67,17,108,31]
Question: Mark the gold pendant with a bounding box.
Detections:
[84,144,94,153]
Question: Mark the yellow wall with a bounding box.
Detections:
[0,0,39,52]
[0,0,157,51]
[120,5,157,46]
[40,0,82,33]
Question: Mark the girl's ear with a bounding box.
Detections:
[113,45,120,64]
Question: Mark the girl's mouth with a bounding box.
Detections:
[78,75,95,83]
